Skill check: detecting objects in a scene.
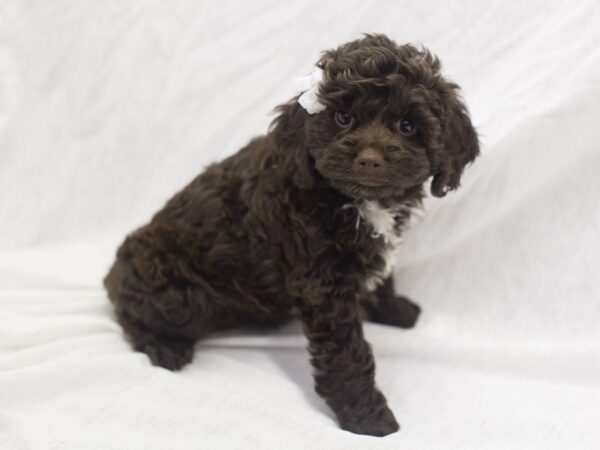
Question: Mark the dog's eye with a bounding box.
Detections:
[334,112,353,128]
[397,118,417,136]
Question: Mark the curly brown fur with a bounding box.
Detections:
[104,34,479,436]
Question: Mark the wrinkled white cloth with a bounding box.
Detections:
[1,0,600,449]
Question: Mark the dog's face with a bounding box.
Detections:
[288,35,479,200]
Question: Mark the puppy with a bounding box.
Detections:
[104,34,479,436]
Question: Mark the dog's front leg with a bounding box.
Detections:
[366,275,421,328]
[300,292,399,436]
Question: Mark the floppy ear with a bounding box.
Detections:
[430,83,480,197]
[269,99,316,189]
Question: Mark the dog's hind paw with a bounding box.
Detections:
[143,338,195,371]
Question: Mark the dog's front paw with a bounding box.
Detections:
[388,296,421,328]
[338,405,400,437]
[369,295,421,329]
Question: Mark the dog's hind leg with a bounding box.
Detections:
[104,223,237,371]
[116,308,196,370]
[106,264,219,370]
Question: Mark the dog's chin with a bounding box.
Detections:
[328,179,403,201]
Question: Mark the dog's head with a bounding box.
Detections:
[271,34,479,200]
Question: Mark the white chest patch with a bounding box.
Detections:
[355,200,406,292]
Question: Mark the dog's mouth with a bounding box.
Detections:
[328,178,400,200]
[313,156,409,200]
[351,179,388,188]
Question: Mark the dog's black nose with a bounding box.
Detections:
[354,148,384,172]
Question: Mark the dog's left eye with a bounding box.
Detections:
[397,119,417,136]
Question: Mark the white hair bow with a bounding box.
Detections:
[296,68,326,115]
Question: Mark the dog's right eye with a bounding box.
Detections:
[334,112,354,128]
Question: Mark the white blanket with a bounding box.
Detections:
[1,1,599,448]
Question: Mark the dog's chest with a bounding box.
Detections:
[354,200,406,291]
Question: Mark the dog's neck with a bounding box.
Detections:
[345,191,422,240]
[345,190,423,292]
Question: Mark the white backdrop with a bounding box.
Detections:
[1,1,599,449]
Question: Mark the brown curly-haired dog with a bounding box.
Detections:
[105,34,479,436]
